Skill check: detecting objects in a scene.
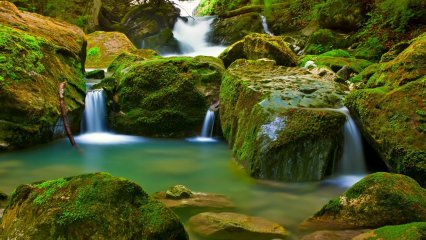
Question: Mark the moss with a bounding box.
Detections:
[87,47,100,57]
[305,29,351,55]
[33,178,68,205]
[299,55,373,74]
[1,173,188,239]
[320,49,352,58]
[365,222,426,240]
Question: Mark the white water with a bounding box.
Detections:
[201,109,215,137]
[83,90,107,133]
[261,15,274,36]
[338,107,367,175]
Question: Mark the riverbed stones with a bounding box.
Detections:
[86,31,136,68]
[345,33,426,187]
[0,173,189,239]
[301,172,426,230]
[0,1,86,150]
[189,212,289,240]
[220,33,298,67]
[220,59,347,181]
[153,185,234,214]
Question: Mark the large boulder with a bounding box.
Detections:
[301,172,426,230]
[345,33,426,186]
[219,33,298,68]
[353,222,426,240]
[220,59,347,181]
[0,173,188,239]
[189,212,289,240]
[0,1,86,150]
[86,31,136,68]
[100,56,225,137]
[9,0,102,32]
[210,12,264,45]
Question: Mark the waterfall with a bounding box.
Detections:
[338,107,366,174]
[83,90,107,133]
[261,15,273,36]
[201,110,215,138]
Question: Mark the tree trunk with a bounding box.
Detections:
[59,82,77,146]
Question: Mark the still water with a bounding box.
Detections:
[0,134,351,239]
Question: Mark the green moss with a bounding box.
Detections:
[299,55,373,73]
[33,178,68,205]
[368,222,426,240]
[320,49,352,58]
[87,47,100,57]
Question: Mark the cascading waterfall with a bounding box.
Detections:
[201,109,215,138]
[83,90,107,133]
[261,15,274,36]
[338,107,366,174]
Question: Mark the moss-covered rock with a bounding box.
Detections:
[220,59,348,181]
[101,56,224,137]
[210,12,264,45]
[142,27,180,54]
[197,0,251,16]
[0,2,86,150]
[220,33,298,68]
[353,222,426,240]
[85,69,105,79]
[0,173,188,239]
[304,29,352,55]
[189,212,289,240]
[344,34,426,186]
[9,0,102,32]
[302,173,426,230]
[0,191,8,208]
[86,31,136,68]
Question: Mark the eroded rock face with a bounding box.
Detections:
[219,33,298,68]
[220,59,347,181]
[99,56,225,137]
[86,31,136,68]
[189,212,289,240]
[0,1,86,150]
[0,173,189,239]
[301,172,426,230]
[345,33,426,187]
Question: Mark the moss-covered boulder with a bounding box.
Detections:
[0,191,8,208]
[197,0,251,16]
[345,34,426,186]
[220,59,347,181]
[9,0,102,32]
[0,1,86,150]
[353,222,426,240]
[301,172,426,230]
[86,31,136,68]
[189,212,289,240]
[101,56,225,137]
[142,27,180,54]
[220,33,298,68]
[210,12,264,45]
[304,29,352,55]
[0,173,188,239]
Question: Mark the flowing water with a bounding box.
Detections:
[200,110,215,138]
[82,90,107,133]
[261,15,274,36]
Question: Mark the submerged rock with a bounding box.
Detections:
[189,212,289,240]
[345,33,426,186]
[301,172,426,230]
[220,59,347,181]
[153,185,234,214]
[86,31,136,69]
[101,56,225,137]
[0,173,189,239]
[0,2,86,150]
[220,33,298,67]
[353,222,426,240]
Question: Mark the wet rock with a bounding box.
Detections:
[0,173,188,239]
[220,33,298,68]
[220,59,347,181]
[154,186,234,214]
[301,229,370,240]
[189,212,289,240]
[101,56,224,137]
[301,172,426,230]
[352,222,426,240]
[86,31,136,69]
[0,1,86,150]
[345,33,426,186]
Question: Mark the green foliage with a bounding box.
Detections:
[87,47,100,57]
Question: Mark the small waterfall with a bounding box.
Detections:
[83,90,107,133]
[261,15,273,36]
[201,109,215,138]
[338,107,366,174]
